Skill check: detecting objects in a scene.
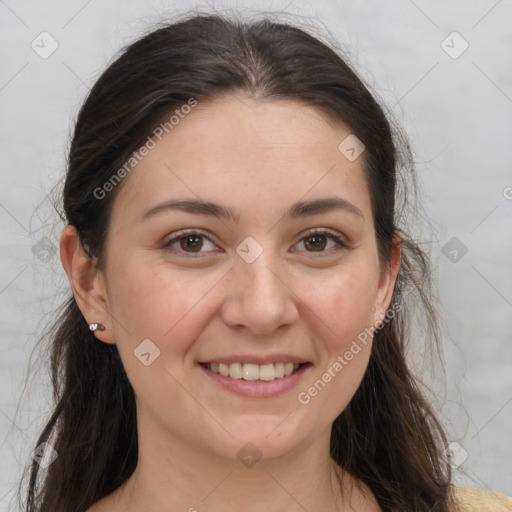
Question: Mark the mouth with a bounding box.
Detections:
[198,360,311,398]
[199,361,307,381]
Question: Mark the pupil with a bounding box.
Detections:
[306,235,326,251]
[181,235,202,252]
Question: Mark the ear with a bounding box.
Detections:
[59,225,116,344]
[372,232,401,328]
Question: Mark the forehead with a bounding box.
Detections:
[110,95,371,226]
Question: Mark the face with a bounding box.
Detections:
[76,95,398,463]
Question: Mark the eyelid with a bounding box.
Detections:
[292,227,350,255]
[161,228,214,244]
[161,227,350,256]
[295,227,347,243]
[161,228,220,256]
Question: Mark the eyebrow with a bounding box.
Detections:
[141,197,364,223]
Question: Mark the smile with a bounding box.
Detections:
[201,362,302,381]
[198,360,311,398]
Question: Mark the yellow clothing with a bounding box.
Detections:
[452,486,512,511]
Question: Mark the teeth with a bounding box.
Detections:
[230,362,243,379]
[206,362,301,381]
[243,363,259,381]
[274,362,285,378]
[259,364,275,381]
[284,362,294,376]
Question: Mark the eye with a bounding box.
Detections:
[161,228,349,258]
[293,229,349,256]
[161,230,219,256]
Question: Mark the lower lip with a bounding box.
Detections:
[198,363,311,398]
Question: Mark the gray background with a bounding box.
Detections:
[1,0,511,509]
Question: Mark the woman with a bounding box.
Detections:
[22,12,512,512]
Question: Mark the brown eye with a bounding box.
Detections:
[293,229,349,256]
[304,234,327,252]
[179,235,203,252]
[162,231,217,256]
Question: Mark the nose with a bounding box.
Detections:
[220,251,299,335]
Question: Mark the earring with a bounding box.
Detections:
[89,323,105,332]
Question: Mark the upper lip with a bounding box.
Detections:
[198,354,310,365]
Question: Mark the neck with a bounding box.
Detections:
[110,420,354,511]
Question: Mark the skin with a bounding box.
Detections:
[61,95,400,512]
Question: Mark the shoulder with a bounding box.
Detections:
[451,485,512,512]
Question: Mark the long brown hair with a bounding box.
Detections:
[21,11,452,512]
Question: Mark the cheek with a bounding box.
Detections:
[297,262,379,344]
[105,264,222,417]
[293,264,378,416]
[107,257,223,365]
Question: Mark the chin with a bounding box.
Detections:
[216,413,318,462]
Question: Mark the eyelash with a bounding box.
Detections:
[161,228,349,257]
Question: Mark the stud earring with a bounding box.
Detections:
[89,323,105,332]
